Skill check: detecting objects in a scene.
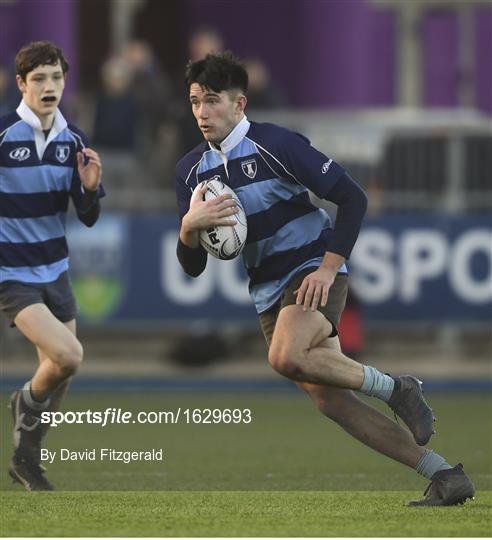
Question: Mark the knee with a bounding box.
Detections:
[53,340,84,377]
[268,346,305,380]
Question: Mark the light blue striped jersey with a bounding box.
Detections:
[0,101,104,284]
[175,116,348,314]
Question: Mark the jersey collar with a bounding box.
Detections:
[17,100,68,134]
[16,100,68,160]
[209,115,250,155]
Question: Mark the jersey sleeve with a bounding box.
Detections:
[324,172,368,259]
[175,166,193,221]
[175,163,208,276]
[263,126,345,198]
[253,123,366,260]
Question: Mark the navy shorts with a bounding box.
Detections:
[0,271,77,326]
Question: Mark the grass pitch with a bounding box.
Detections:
[0,390,491,536]
[1,490,491,537]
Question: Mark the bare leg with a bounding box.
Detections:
[269,305,365,388]
[9,306,82,489]
[14,305,82,401]
[267,306,426,468]
[34,320,77,437]
[296,335,425,468]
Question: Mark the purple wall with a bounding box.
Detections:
[476,8,492,114]
[299,0,395,106]
[183,0,395,107]
[423,11,459,107]
[0,0,78,94]
[184,0,490,114]
[1,0,490,113]
[183,0,304,104]
[423,7,492,113]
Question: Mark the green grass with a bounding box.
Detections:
[1,491,491,537]
[0,391,491,536]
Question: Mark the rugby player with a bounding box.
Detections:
[174,52,475,506]
[0,41,104,490]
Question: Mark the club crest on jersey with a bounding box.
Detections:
[241,158,257,179]
[55,145,70,163]
[9,147,30,161]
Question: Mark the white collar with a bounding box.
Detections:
[208,115,250,154]
[16,100,68,160]
[16,99,67,135]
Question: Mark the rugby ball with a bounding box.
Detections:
[197,179,247,260]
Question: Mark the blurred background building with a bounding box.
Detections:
[1,0,491,385]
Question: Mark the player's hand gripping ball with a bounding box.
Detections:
[197,179,247,260]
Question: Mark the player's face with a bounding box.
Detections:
[16,61,65,127]
[189,83,246,144]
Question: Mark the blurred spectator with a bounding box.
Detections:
[93,56,138,150]
[92,56,139,193]
[0,62,20,116]
[244,57,288,110]
[188,25,224,61]
[122,41,174,146]
[177,27,226,155]
[122,40,181,193]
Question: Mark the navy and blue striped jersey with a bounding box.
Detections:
[0,101,104,284]
[175,116,350,314]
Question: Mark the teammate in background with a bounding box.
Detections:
[175,52,475,506]
[0,41,104,490]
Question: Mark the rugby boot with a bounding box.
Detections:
[9,389,53,490]
[387,375,435,446]
[9,457,54,491]
[10,389,45,461]
[408,464,475,506]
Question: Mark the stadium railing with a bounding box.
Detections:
[98,107,492,213]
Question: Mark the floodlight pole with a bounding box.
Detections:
[396,2,423,108]
[110,0,146,53]
[373,0,488,109]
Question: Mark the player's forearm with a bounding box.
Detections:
[175,202,211,276]
[179,218,200,249]
[176,237,207,277]
[77,190,101,227]
[177,217,207,276]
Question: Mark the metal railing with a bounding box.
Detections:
[93,107,492,213]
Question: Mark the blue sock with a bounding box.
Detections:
[415,450,452,479]
[359,365,395,402]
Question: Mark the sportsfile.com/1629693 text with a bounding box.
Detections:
[40,408,253,427]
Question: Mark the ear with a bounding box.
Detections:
[16,74,26,93]
[236,94,247,113]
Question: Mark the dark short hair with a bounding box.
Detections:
[15,41,69,81]
[185,51,248,94]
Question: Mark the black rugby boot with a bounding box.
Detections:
[409,464,475,506]
[9,389,53,491]
[387,375,435,446]
[9,458,54,491]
